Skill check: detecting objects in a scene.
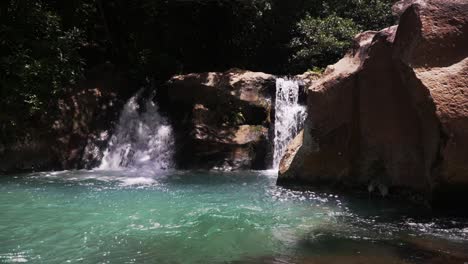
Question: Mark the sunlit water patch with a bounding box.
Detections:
[0,171,467,263]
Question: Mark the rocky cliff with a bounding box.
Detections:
[279,0,468,210]
[160,69,276,170]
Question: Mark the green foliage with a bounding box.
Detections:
[234,112,246,126]
[0,0,394,139]
[320,0,394,31]
[290,14,360,70]
[308,66,326,75]
[1,0,88,121]
[290,0,394,70]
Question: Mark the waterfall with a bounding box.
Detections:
[273,78,307,169]
[98,90,175,171]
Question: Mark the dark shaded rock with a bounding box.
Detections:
[185,124,269,170]
[160,69,275,170]
[0,138,60,173]
[0,64,130,173]
[279,0,468,210]
[403,236,468,261]
[392,0,423,18]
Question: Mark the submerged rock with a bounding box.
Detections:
[160,69,276,170]
[279,0,468,210]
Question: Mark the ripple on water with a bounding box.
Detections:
[0,170,467,264]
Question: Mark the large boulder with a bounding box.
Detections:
[279,0,468,209]
[160,69,276,170]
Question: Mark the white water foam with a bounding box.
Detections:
[273,78,307,168]
[99,90,175,172]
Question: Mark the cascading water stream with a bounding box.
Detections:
[99,90,175,171]
[100,79,305,171]
[273,78,307,169]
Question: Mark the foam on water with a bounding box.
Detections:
[99,90,174,172]
[119,176,157,186]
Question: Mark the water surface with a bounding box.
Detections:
[0,170,467,263]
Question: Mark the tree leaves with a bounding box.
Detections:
[290,14,360,70]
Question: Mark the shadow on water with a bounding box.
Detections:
[157,170,272,185]
[234,233,468,264]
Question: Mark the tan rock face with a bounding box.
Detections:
[394,0,468,68]
[278,130,304,176]
[162,69,275,170]
[279,0,468,208]
[393,0,468,186]
[166,69,275,126]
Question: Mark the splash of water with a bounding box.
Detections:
[273,78,307,168]
[99,90,175,171]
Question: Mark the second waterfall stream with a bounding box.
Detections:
[273,78,307,169]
